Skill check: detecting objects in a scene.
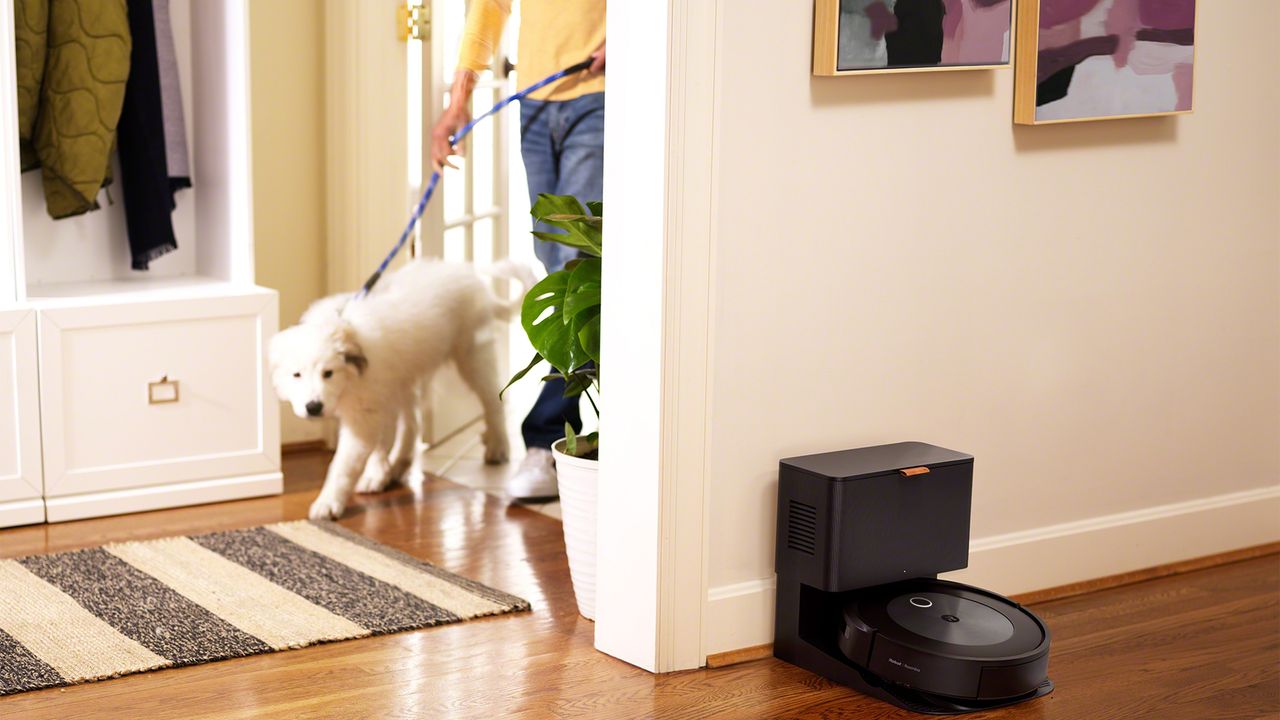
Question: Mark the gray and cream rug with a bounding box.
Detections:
[0,520,529,695]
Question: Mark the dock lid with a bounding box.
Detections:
[781,441,972,481]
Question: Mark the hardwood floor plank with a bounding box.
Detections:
[0,450,1275,719]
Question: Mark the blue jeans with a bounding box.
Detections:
[518,91,604,450]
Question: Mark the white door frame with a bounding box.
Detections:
[594,0,719,672]
[0,7,25,305]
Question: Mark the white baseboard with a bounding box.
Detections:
[704,485,1280,658]
[706,578,779,658]
[44,472,284,523]
[0,498,46,528]
[947,485,1280,594]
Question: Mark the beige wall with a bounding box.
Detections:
[702,2,1280,652]
[250,0,328,444]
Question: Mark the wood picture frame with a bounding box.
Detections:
[813,0,1014,76]
[1013,0,1197,125]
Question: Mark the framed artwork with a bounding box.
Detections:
[1014,0,1197,124]
[813,0,1014,75]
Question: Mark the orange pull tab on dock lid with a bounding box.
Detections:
[899,466,930,477]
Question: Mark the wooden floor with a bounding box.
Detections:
[1,450,1276,719]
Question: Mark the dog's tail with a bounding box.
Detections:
[482,259,538,321]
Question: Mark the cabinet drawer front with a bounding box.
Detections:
[0,309,42,505]
[39,293,279,497]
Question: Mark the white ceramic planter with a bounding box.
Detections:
[552,439,599,620]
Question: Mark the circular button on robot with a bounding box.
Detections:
[887,592,1015,646]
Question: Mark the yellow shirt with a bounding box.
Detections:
[458,0,605,101]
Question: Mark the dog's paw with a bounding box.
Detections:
[309,495,347,520]
[482,427,510,465]
[483,441,510,465]
[402,465,426,486]
[355,471,391,494]
[388,457,413,482]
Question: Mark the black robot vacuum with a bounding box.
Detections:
[838,578,1051,702]
[773,442,1053,715]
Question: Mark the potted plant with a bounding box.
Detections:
[504,193,601,619]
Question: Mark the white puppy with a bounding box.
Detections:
[270,260,533,520]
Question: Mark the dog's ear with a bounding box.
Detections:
[333,325,368,375]
[343,350,368,375]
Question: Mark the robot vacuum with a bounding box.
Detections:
[837,578,1051,702]
[775,442,1055,714]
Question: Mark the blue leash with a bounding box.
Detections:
[355,58,594,299]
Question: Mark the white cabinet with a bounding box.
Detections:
[37,290,280,522]
[0,309,44,527]
[0,0,281,526]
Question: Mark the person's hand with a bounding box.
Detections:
[431,108,470,171]
[431,70,478,172]
[589,40,605,74]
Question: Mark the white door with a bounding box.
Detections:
[414,0,513,268]
[412,0,516,446]
[327,2,516,448]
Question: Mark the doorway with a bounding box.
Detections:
[402,0,543,447]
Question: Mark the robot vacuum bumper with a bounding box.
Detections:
[837,578,1051,701]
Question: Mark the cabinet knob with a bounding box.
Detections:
[899,466,930,477]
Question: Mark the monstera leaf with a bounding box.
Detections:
[507,194,605,457]
[564,258,601,365]
[519,271,585,375]
[516,250,602,377]
[531,194,602,257]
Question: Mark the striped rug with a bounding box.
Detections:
[0,520,529,695]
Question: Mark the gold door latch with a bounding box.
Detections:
[398,2,430,42]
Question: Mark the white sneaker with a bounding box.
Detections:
[508,447,558,502]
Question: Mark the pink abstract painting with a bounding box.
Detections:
[1033,0,1196,121]
[836,0,1012,71]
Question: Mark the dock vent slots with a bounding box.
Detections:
[787,500,818,556]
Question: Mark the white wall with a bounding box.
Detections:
[249,0,327,445]
[701,1,1280,655]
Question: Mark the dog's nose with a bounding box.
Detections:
[305,400,324,417]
